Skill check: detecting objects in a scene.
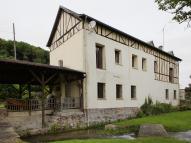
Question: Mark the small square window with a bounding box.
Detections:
[97,83,105,99]
[58,60,63,67]
[165,89,169,100]
[132,54,138,69]
[142,58,147,71]
[115,50,121,64]
[116,84,122,99]
[131,85,136,99]
[174,90,177,100]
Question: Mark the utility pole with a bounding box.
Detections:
[13,23,16,60]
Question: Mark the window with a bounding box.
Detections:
[131,85,136,99]
[154,61,158,73]
[174,90,177,100]
[116,84,122,99]
[97,83,105,99]
[115,50,121,64]
[169,68,174,83]
[165,89,169,100]
[58,60,63,67]
[132,54,138,69]
[96,44,104,69]
[142,58,147,71]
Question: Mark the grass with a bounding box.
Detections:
[49,137,190,143]
[114,111,191,132]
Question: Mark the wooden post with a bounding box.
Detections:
[41,75,46,128]
[28,84,31,116]
[80,79,84,111]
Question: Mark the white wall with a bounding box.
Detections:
[50,30,85,72]
[84,30,179,109]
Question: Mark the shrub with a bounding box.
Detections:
[139,97,178,116]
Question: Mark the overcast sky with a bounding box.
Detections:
[0,0,190,88]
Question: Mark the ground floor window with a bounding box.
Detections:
[165,89,169,100]
[116,84,122,99]
[174,90,177,100]
[97,83,105,99]
[131,85,136,99]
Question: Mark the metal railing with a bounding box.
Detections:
[6,97,81,112]
[6,98,58,112]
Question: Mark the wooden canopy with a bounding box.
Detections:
[0,59,85,85]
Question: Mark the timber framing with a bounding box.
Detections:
[47,6,181,83]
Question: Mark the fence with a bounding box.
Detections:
[6,98,58,112]
[6,97,81,112]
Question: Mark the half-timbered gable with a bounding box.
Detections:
[48,6,83,51]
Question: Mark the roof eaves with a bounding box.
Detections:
[80,14,182,61]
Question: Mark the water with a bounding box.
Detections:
[22,129,135,143]
[169,131,191,141]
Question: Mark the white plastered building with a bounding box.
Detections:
[47,6,181,123]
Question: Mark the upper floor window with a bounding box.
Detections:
[142,58,147,71]
[132,54,138,69]
[96,44,104,69]
[169,68,174,83]
[115,49,121,64]
[116,84,122,99]
[131,85,136,100]
[97,82,105,99]
[165,89,169,100]
[58,60,63,67]
[154,61,158,73]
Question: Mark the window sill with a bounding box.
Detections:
[96,68,106,70]
[97,98,106,100]
[116,98,123,100]
[132,67,138,70]
[131,98,137,100]
[115,63,122,66]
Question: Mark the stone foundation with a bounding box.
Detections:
[0,109,7,119]
[3,107,139,136]
[86,107,139,125]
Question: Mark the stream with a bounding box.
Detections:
[22,129,191,143]
[21,129,135,143]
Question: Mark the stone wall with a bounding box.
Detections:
[4,107,139,136]
[0,109,7,119]
[86,107,139,125]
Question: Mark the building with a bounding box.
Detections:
[179,89,185,100]
[47,6,181,123]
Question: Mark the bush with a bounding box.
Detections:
[139,97,178,116]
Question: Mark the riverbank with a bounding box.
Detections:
[50,137,190,143]
[22,111,191,143]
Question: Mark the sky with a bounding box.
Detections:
[0,0,190,88]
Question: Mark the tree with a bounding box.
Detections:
[155,0,191,26]
[185,75,191,101]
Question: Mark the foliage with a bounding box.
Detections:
[185,83,191,101]
[49,137,189,143]
[0,38,49,63]
[115,111,191,132]
[155,0,191,26]
[0,38,49,100]
[48,123,62,134]
[140,97,177,116]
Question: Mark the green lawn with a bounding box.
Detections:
[114,111,191,132]
[50,137,189,143]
